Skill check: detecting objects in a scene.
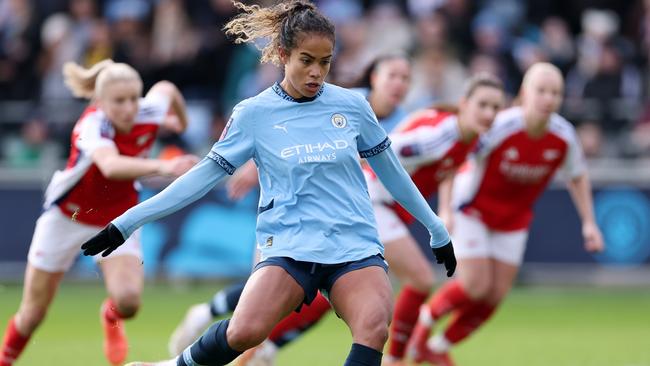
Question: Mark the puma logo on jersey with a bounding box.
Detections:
[273,123,288,133]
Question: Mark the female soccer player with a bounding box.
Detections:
[167,53,415,360]
[407,63,605,366]
[171,75,503,366]
[79,2,455,366]
[0,60,197,366]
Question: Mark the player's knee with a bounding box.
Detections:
[463,276,492,300]
[353,308,390,346]
[486,282,511,305]
[111,291,141,318]
[226,319,268,350]
[409,269,435,292]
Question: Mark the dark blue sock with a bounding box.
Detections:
[209,282,246,317]
[343,343,382,366]
[177,319,241,366]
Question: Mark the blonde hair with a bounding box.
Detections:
[520,62,563,93]
[223,0,335,65]
[62,59,142,99]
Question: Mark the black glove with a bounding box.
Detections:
[432,240,457,277]
[81,223,126,257]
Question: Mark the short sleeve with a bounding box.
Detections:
[208,102,256,175]
[560,130,587,179]
[136,92,171,125]
[390,126,456,168]
[76,114,117,155]
[357,99,390,158]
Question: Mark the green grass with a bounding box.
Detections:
[0,282,649,366]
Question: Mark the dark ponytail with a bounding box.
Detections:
[224,0,335,65]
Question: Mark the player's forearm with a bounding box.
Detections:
[169,88,189,132]
[113,157,228,237]
[95,153,164,180]
[437,175,454,214]
[567,173,596,225]
[366,148,450,247]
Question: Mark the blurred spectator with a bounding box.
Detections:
[328,19,372,86]
[0,0,41,100]
[364,3,412,57]
[1,117,60,168]
[39,13,78,100]
[403,47,467,110]
[539,17,575,73]
[151,0,199,66]
[106,0,151,74]
[0,0,648,161]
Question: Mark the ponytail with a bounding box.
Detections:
[224,0,334,65]
[62,59,141,99]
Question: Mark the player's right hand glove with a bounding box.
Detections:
[81,223,125,257]
[432,240,457,277]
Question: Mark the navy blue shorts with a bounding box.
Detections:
[253,254,388,309]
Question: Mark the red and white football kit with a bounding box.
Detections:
[28,93,170,272]
[365,109,477,243]
[452,106,586,265]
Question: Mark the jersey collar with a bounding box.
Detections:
[272,82,325,103]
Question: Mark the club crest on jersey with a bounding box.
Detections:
[219,117,233,141]
[136,133,152,146]
[331,113,347,128]
[504,147,519,160]
[543,149,560,161]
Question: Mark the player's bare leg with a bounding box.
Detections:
[1,266,64,366]
[330,265,393,365]
[100,255,144,366]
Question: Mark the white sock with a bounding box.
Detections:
[428,333,451,353]
[211,291,228,315]
[418,305,436,328]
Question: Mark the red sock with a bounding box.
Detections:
[427,280,473,320]
[269,292,332,347]
[388,285,428,358]
[1,317,30,366]
[443,301,496,344]
[102,298,125,323]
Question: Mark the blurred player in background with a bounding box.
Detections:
[369,72,504,366]
[407,62,605,366]
[166,53,415,361]
[0,60,197,366]
[78,1,455,365]
[353,54,411,133]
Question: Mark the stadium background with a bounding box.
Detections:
[1,0,649,365]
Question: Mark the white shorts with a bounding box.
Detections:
[452,211,528,266]
[28,206,142,272]
[373,203,410,244]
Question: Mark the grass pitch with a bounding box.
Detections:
[0,282,649,366]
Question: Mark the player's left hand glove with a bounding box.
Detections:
[432,240,457,277]
[81,223,125,257]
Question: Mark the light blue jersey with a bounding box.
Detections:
[213,83,389,263]
[111,83,449,266]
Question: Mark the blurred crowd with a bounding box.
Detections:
[2,0,650,168]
